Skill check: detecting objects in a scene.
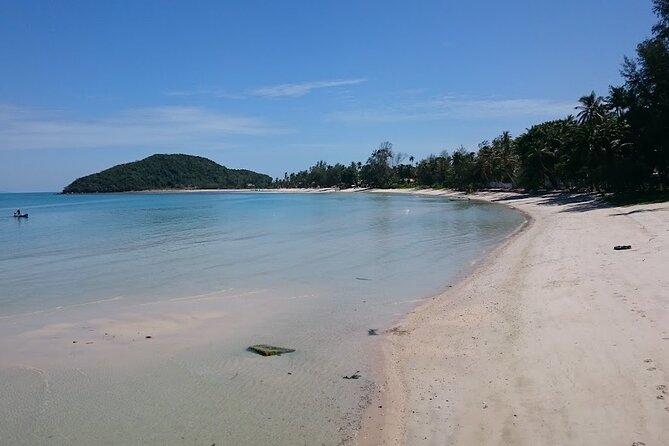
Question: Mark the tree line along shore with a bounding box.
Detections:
[275,1,669,197]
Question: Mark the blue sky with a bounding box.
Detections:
[0,0,657,191]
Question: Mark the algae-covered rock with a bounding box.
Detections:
[247,344,296,356]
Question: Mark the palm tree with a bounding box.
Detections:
[575,91,607,125]
[606,86,628,119]
[497,131,517,183]
[476,143,495,182]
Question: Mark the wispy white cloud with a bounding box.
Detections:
[164,88,244,99]
[330,96,577,123]
[249,78,368,98]
[0,104,290,151]
[164,78,367,99]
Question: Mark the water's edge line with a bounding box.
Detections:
[354,189,533,446]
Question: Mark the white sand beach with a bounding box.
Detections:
[358,191,669,445]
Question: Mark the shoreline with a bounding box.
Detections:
[5,188,521,446]
[7,188,668,444]
[356,189,533,445]
[356,190,669,445]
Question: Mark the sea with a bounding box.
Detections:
[0,191,524,445]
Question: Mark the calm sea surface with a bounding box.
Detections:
[0,192,522,316]
[0,191,523,445]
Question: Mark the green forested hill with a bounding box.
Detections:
[62,154,272,193]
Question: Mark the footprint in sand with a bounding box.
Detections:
[644,359,653,363]
[657,385,667,394]
[648,367,657,371]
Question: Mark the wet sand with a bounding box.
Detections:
[0,288,377,446]
[358,191,669,445]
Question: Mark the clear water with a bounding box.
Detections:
[0,192,523,445]
[0,192,522,316]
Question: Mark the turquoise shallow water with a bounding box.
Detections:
[0,191,524,445]
[0,192,522,317]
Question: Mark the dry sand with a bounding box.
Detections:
[358,191,669,445]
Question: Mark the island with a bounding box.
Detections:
[62,154,272,193]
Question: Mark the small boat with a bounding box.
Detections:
[13,213,28,218]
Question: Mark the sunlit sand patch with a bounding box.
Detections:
[1,286,291,370]
[19,309,228,342]
[0,295,124,321]
[18,322,81,339]
[0,304,231,369]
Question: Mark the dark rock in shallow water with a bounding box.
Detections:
[343,371,361,380]
[247,344,296,356]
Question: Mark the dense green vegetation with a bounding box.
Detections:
[62,154,272,193]
[275,1,669,194]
